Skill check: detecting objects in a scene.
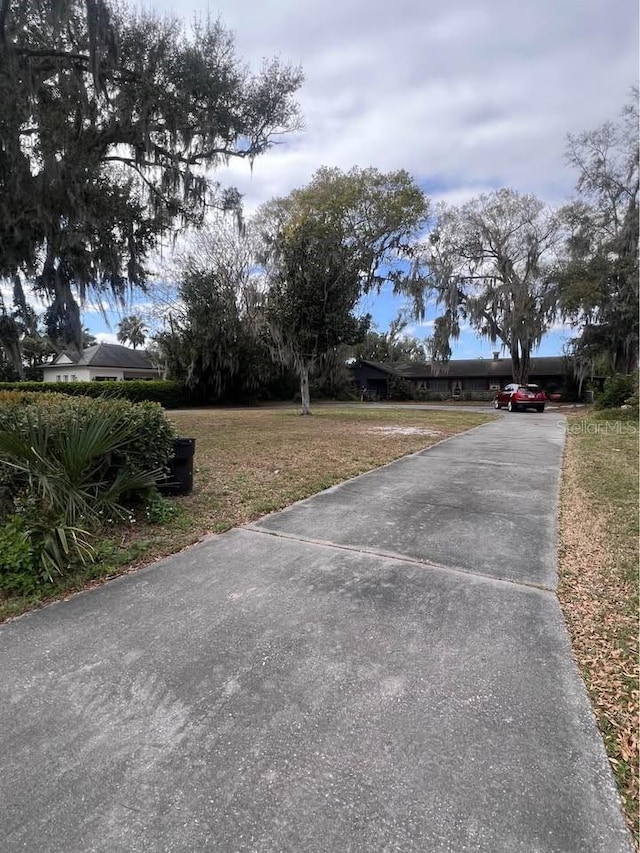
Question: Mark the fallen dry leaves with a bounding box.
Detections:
[557,417,639,847]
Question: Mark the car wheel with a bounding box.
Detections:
[507,400,515,412]
[494,399,501,409]
[536,405,545,413]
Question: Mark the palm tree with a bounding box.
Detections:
[117,315,148,350]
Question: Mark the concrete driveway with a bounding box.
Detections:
[0,413,632,852]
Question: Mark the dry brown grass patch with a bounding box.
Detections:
[558,415,639,846]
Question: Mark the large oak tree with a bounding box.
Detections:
[417,188,562,384]
[258,167,429,413]
[557,92,639,377]
[0,0,302,360]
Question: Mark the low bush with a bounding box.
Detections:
[0,392,177,484]
[595,373,638,410]
[415,390,450,402]
[622,388,639,419]
[0,379,186,408]
[145,492,180,524]
[462,390,495,402]
[0,392,178,582]
[0,516,39,595]
[387,376,417,401]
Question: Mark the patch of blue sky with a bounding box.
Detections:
[357,284,571,359]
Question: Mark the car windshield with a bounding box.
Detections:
[522,385,540,390]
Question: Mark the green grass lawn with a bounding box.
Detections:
[0,404,494,621]
[557,412,639,846]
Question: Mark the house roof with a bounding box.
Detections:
[52,343,156,371]
[355,356,567,379]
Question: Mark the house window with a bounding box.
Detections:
[94,376,117,381]
[56,374,61,382]
[429,379,449,391]
[489,382,501,391]
[71,375,77,381]
[63,375,69,382]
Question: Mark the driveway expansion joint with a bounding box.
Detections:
[240,524,557,595]
[287,487,551,521]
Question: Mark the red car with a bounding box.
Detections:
[494,383,547,412]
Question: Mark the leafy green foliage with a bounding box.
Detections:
[0,410,161,539]
[264,216,369,413]
[117,315,148,350]
[0,0,302,352]
[258,167,428,413]
[351,316,428,363]
[155,220,293,402]
[259,166,429,294]
[0,392,178,579]
[179,267,261,400]
[387,376,415,401]
[0,516,39,595]
[595,373,639,410]
[0,380,186,407]
[145,492,180,524]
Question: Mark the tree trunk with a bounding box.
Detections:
[0,315,24,378]
[300,363,311,415]
[511,346,531,384]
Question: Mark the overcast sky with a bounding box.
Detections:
[139,0,638,213]
[93,0,638,354]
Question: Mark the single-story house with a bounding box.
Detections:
[42,343,162,382]
[351,354,567,399]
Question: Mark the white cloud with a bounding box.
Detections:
[408,319,436,332]
[142,0,637,214]
[95,332,121,345]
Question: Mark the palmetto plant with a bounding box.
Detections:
[0,409,162,579]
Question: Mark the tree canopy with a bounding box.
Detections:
[117,315,147,350]
[351,316,428,363]
[557,92,639,376]
[0,0,302,353]
[258,166,429,293]
[416,188,562,383]
[257,167,428,412]
[152,219,289,402]
[262,215,368,414]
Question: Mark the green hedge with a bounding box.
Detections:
[0,391,178,521]
[0,379,186,408]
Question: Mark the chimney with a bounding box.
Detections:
[493,351,500,361]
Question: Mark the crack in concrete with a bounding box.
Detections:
[240,524,557,595]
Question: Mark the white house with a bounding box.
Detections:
[42,343,162,382]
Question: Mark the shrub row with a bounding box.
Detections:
[0,391,179,590]
[385,382,497,403]
[0,379,186,408]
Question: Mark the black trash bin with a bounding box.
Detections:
[161,437,196,495]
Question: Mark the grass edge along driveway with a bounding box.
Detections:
[557,412,639,848]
